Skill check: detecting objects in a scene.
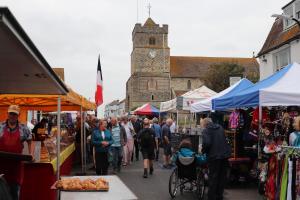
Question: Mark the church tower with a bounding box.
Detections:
[126,18,171,111]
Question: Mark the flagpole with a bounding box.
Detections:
[95,54,104,116]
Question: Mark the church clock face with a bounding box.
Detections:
[148,49,157,59]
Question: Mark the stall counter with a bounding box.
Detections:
[20,143,75,200]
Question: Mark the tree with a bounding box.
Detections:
[204,62,245,92]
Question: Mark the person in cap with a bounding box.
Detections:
[0,105,32,200]
[138,118,156,178]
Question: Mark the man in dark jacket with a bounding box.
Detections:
[202,118,231,200]
[131,115,142,161]
[138,118,156,178]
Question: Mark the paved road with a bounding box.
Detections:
[73,153,263,200]
[117,157,262,200]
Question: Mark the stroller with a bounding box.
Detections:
[168,147,207,199]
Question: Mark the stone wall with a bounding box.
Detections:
[126,75,171,111]
[131,48,170,74]
[171,78,203,91]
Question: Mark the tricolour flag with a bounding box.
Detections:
[95,55,103,106]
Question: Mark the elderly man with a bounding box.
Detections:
[131,115,142,161]
[202,118,231,200]
[161,118,173,168]
[0,105,32,200]
[138,118,156,178]
[110,117,126,173]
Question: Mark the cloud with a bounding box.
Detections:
[1,0,288,114]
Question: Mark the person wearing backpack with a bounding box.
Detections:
[138,118,156,178]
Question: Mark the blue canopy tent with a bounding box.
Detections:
[213,64,292,110]
[191,78,253,112]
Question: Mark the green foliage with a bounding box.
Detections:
[246,71,260,83]
[204,62,245,92]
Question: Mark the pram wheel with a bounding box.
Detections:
[196,170,205,200]
[169,167,179,198]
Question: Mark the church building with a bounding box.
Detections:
[126,18,259,112]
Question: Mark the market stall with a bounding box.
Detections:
[4,89,97,200]
[160,85,216,113]
[0,7,94,200]
[191,78,253,113]
[160,85,216,132]
[207,63,300,197]
[134,103,160,117]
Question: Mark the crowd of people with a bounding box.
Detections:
[0,104,232,200]
[72,115,177,178]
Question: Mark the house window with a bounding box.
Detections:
[149,37,155,45]
[273,47,291,71]
[187,80,191,90]
[283,4,294,29]
[296,1,300,19]
[151,94,154,101]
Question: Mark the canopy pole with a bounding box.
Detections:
[80,106,84,173]
[56,96,61,199]
[176,110,179,133]
[258,106,262,159]
[158,112,161,124]
[83,111,87,174]
[189,112,192,134]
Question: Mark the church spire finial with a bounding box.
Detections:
[147,3,151,18]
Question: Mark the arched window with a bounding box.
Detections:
[187,80,191,90]
[151,94,154,101]
[149,37,156,45]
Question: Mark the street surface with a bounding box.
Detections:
[73,152,262,200]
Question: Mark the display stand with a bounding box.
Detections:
[59,176,137,200]
[20,143,75,200]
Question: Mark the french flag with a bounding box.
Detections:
[95,55,103,106]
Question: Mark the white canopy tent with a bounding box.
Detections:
[191,78,253,112]
[260,62,300,106]
[160,85,216,112]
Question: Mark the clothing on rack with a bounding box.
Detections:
[229,110,239,129]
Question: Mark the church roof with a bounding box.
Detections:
[257,18,300,57]
[143,17,156,27]
[170,56,258,78]
[108,100,119,106]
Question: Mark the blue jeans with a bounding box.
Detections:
[111,146,123,170]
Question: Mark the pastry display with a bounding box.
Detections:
[55,178,109,191]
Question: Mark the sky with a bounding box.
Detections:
[1,0,288,115]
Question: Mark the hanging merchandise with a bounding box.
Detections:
[229,109,240,129]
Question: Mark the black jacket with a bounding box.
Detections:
[202,122,231,161]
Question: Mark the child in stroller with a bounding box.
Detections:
[169,139,207,199]
[172,139,207,167]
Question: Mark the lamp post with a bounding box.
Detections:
[272,14,300,28]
